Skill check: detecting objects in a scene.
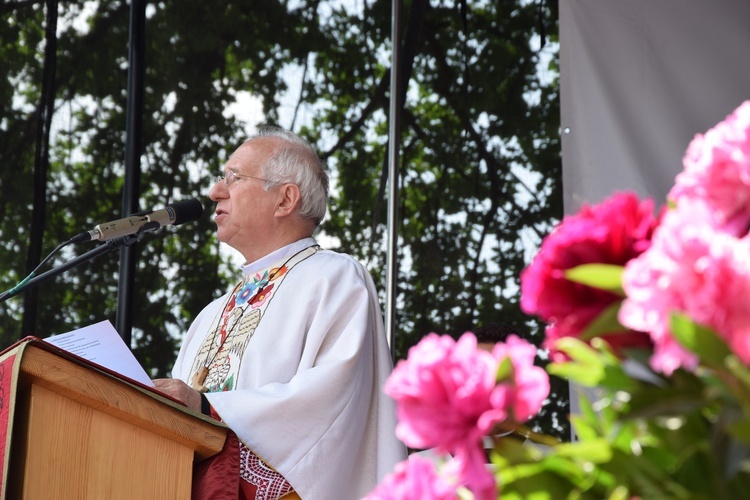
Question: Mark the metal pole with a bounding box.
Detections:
[385,0,402,358]
[116,0,146,346]
[21,0,58,337]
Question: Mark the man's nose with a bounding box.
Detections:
[209,178,228,201]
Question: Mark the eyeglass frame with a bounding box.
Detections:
[214,169,280,187]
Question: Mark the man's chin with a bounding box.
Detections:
[214,230,230,244]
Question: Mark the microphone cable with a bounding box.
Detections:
[0,237,76,303]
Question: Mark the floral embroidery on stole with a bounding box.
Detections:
[189,245,319,393]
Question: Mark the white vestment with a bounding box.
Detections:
[172,237,407,499]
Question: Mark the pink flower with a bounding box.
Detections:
[491,335,550,422]
[364,456,459,500]
[620,200,750,373]
[384,333,500,498]
[384,332,550,499]
[446,446,496,500]
[729,324,750,366]
[520,192,659,359]
[385,333,500,454]
[669,101,750,234]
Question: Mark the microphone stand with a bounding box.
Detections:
[0,235,138,304]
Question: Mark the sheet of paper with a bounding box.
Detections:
[45,320,155,387]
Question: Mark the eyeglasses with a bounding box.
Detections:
[214,170,278,187]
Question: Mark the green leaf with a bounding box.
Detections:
[564,264,625,294]
[553,337,603,366]
[727,419,750,444]
[548,337,636,391]
[496,356,515,383]
[626,386,707,420]
[578,302,625,341]
[548,361,604,387]
[554,439,613,463]
[724,356,750,406]
[569,412,599,442]
[670,313,732,367]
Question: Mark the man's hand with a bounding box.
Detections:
[153,378,202,412]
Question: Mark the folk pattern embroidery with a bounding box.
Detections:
[189,245,319,393]
[189,271,282,392]
[239,443,294,499]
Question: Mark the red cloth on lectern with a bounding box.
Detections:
[192,429,241,500]
[190,408,294,500]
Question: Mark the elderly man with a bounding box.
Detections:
[154,126,406,499]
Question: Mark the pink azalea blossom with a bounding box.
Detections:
[447,445,496,500]
[620,199,750,373]
[384,332,550,499]
[520,192,659,359]
[669,101,750,234]
[384,333,500,499]
[491,335,550,422]
[385,333,499,455]
[364,455,458,500]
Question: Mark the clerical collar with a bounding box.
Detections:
[241,237,318,276]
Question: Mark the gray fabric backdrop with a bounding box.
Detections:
[560,0,750,212]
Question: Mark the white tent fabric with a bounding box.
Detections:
[560,0,750,213]
[558,0,750,438]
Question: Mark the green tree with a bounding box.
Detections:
[305,0,565,436]
[0,0,565,436]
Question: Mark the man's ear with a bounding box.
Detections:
[275,183,302,218]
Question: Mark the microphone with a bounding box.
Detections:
[72,198,204,243]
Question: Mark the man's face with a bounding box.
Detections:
[209,138,281,258]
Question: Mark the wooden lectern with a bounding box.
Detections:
[0,338,227,499]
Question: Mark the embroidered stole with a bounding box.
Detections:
[189,245,319,393]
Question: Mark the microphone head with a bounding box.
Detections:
[169,198,204,226]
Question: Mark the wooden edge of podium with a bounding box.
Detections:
[17,343,226,461]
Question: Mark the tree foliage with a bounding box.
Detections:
[0,0,565,436]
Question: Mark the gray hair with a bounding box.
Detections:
[253,125,329,227]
